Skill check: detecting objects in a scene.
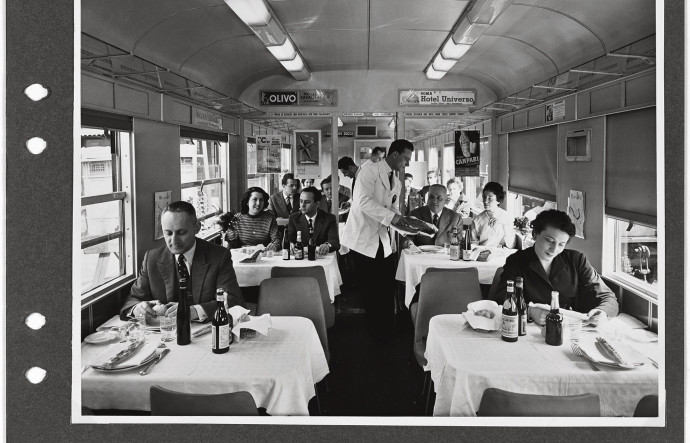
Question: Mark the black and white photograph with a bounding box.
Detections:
[3,0,683,440]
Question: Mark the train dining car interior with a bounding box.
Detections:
[3,0,685,436]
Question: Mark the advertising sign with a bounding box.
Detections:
[192,108,223,130]
[545,99,566,122]
[256,135,282,173]
[399,89,475,106]
[260,90,337,106]
[294,130,321,179]
[454,130,481,176]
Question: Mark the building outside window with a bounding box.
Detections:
[80,126,134,299]
[604,217,658,298]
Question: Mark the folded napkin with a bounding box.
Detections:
[464,300,502,331]
[90,339,159,368]
[231,313,272,339]
[406,244,422,254]
[227,305,251,326]
[96,317,129,332]
[577,338,646,366]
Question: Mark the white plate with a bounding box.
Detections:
[84,331,119,344]
[419,245,444,252]
[90,350,158,372]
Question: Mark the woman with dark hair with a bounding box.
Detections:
[492,209,618,325]
[470,181,516,247]
[222,187,280,251]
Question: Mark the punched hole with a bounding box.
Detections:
[24,84,50,101]
[25,313,46,330]
[25,367,47,384]
[26,137,47,155]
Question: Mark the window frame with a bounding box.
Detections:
[80,127,135,305]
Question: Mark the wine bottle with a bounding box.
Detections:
[516,277,527,336]
[176,276,191,346]
[212,288,230,354]
[282,227,290,260]
[307,225,316,261]
[294,231,304,260]
[449,226,461,261]
[545,291,563,346]
[462,225,472,261]
[501,280,518,342]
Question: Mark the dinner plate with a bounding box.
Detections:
[84,331,119,344]
[419,245,444,252]
[90,350,158,372]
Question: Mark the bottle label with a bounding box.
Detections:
[449,245,461,260]
[501,314,518,338]
[212,324,230,350]
[462,250,472,261]
[282,248,289,260]
[295,248,304,259]
[519,314,527,335]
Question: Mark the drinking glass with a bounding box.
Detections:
[565,317,582,342]
[128,315,146,341]
[160,316,176,342]
[443,242,450,255]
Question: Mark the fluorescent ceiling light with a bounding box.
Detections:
[280,54,304,72]
[468,0,513,25]
[425,65,446,80]
[441,39,471,60]
[452,18,489,45]
[432,53,457,72]
[251,19,286,46]
[224,0,271,26]
[267,39,296,61]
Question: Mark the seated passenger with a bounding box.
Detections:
[471,181,516,248]
[224,187,281,251]
[404,173,422,215]
[492,209,618,325]
[403,184,462,247]
[445,178,471,217]
[267,173,300,219]
[120,201,245,321]
[288,187,340,254]
[301,178,315,188]
[319,175,350,217]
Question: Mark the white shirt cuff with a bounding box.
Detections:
[381,210,396,227]
[192,305,207,322]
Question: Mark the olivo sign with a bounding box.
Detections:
[260,90,337,106]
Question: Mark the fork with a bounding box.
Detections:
[571,343,600,371]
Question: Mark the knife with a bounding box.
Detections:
[139,349,170,376]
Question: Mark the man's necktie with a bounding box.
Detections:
[286,195,293,213]
[327,199,332,213]
[433,213,439,227]
[177,255,190,302]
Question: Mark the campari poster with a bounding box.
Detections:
[454,130,480,176]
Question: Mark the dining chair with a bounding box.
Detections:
[271,266,335,329]
[633,394,658,417]
[410,267,480,324]
[486,267,504,302]
[476,388,601,417]
[414,268,482,414]
[257,277,329,362]
[149,386,259,416]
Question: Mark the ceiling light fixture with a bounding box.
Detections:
[225,0,310,81]
[425,0,513,80]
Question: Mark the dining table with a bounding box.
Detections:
[395,247,515,308]
[230,249,343,302]
[424,314,660,417]
[81,315,329,416]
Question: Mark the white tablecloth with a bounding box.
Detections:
[231,250,342,302]
[395,248,513,307]
[82,316,329,416]
[424,314,660,417]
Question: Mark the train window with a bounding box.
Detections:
[604,217,658,298]
[80,127,134,297]
[179,138,227,238]
[506,192,557,220]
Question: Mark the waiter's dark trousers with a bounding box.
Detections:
[350,241,396,334]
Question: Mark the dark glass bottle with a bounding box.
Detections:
[501,280,518,342]
[307,225,316,261]
[212,288,230,354]
[545,291,563,346]
[294,232,304,260]
[462,225,472,260]
[176,277,191,346]
[516,277,527,336]
[282,227,290,260]
[449,226,460,261]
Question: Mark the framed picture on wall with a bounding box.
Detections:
[154,190,172,240]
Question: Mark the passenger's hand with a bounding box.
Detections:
[266,243,279,252]
[529,306,548,326]
[587,309,607,326]
[164,302,178,318]
[317,244,330,255]
[133,301,157,318]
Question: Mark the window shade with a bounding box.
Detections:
[82,109,132,131]
[605,107,656,226]
[508,126,558,201]
[180,127,228,142]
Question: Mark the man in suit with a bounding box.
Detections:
[267,172,301,219]
[288,187,340,254]
[337,156,360,196]
[120,201,245,321]
[319,175,350,221]
[341,139,413,335]
[418,169,440,203]
[403,184,462,247]
[404,173,422,215]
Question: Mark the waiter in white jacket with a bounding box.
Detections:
[341,139,413,335]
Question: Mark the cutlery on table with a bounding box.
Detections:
[139,349,170,376]
[571,343,600,372]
